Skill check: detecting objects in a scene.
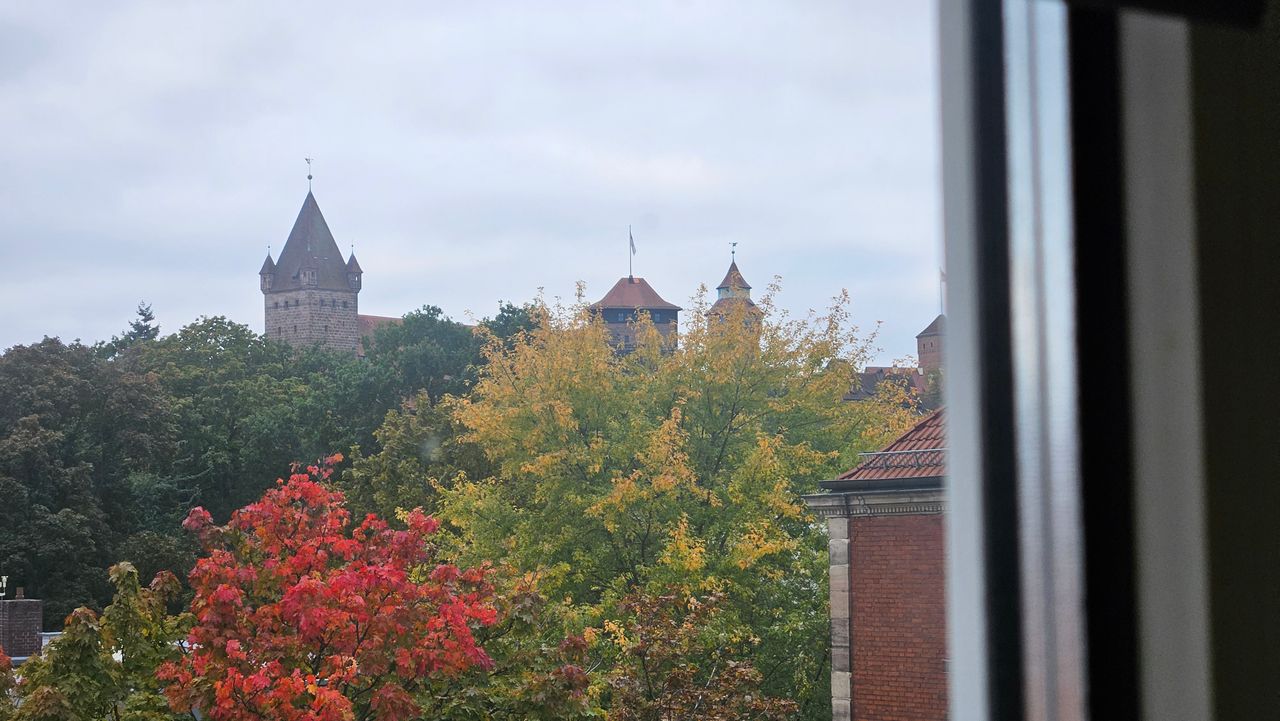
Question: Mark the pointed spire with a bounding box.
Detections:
[269,191,351,292]
[716,261,751,292]
[710,257,760,319]
[346,252,362,274]
[259,253,276,275]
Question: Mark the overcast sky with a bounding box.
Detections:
[0,1,941,365]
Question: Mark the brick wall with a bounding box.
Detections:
[848,513,947,721]
[0,599,43,658]
[265,288,360,354]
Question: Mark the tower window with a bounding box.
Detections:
[342,301,348,308]
[273,301,278,308]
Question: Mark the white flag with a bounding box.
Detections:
[629,227,636,255]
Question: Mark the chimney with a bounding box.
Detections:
[0,596,42,658]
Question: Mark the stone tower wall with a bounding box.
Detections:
[265,288,359,354]
[918,334,943,372]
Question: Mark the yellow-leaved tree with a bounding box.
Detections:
[416,281,919,719]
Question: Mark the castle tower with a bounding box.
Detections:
[708,260,762,322]
[591,276,681,353]
[916,314,945,372]
[260,191,362,354]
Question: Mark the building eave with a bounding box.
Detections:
[802,482,945,518]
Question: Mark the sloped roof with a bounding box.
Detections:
[591,276,682,311]
[709,296,760,315]
[358,314,400,339]
[837,408,945,482]
[356,314,402,358]
[916,314,945,338]
[843,366,930,401]
[259,254,276,274]
[346,253,363,274]
[716,261,752,290]
[267,192,352,293]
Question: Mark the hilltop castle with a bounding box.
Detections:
[257,190,922,368]
[258,191,398,355]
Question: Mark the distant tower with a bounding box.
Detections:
[591,276,681,353]
[708,259,761,322]
[916,314,945,372]
[260,191,363,354]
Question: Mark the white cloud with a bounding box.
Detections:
[0,0,941,363]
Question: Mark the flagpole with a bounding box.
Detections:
[629,225,633,278]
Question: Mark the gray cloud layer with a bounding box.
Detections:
[0,1,941,364]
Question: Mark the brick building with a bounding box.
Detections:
[844,314,945,411]
[0,596,43,660]
[259,191,398,355]
[803,408,947,721]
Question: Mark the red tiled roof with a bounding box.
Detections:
[843,366,929,401]
[716,261,752,290]
[591,276,681,311]
[358,314,401,337]
[839,408,945,481]
[356,314,402,358]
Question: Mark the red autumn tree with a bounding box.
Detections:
[160,455,498,721]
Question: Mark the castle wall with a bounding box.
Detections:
[265,288,359,354]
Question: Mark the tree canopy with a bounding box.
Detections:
[0,302,532,625]
[349,286,918,717]
[0,288,924,720]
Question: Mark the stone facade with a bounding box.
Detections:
[599,307,679,352]
[916,314,945,372]
[0,599,43,658]
[264,288,359,354]
[260,191,364,355]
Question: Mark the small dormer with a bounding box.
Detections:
[300,267,318,286]
[259,254,276,293]
[347,253,363,292]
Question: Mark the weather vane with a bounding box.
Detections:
[731,241,738,261]
[305,156,314,190]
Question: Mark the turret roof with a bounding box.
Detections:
[591,276,682,311]
[916,314,945,338]
[259,254,276,274]
[347,253,363,274]
[266,192,352,292]
[716,261,752,291]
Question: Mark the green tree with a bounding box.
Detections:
[126,316,310,520]
[600,591,796,721]
[0,562,187,721]
[427,286,916,717]
[0,338,179,623]
[96,302,161,361]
